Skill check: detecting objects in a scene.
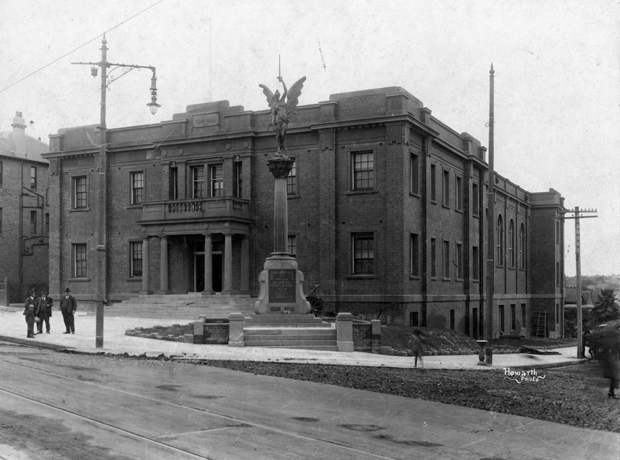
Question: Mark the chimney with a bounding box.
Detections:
[11,111,27,157]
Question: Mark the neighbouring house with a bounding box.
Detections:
[0,112,49,304]
[44,86,565,338]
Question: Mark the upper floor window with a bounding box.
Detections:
[129,241,143,277]
[472,245,480,280]
[30,166,37,189]
[410,233,420,277]
[508,219,515,268]
[497,214,504,266]
[45,213,49,235]
[169,167,178,200]
[352,150,374,190]
[456,242,463,279]
[233,161,242,198]
[0,208,3,234]
[431,238,437,278]
[73,243,87,278]
[442,170,450,207]
[130,171,144,205]
[0,161,3,187]
[456,176,463,211]
[210,164,223,197]
[410,153,419,195]
[191,166,204,198]
[352,232,374,274]
[519,223,526,270]
[287,161,298,195]
[430,164,437,202]
[30,211,37,235]
[287,235,297,258]
[556,220,560,244]
[472,183,480,216]
[443,240,450,279]
[73,176,88,209]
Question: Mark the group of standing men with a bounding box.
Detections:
[23,288,77,338]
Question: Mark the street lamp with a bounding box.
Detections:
[72,35,161,348]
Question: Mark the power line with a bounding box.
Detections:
[0,0,165,95]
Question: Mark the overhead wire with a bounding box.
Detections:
[0,0,165,95]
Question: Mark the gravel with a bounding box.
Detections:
[193,359,620,433]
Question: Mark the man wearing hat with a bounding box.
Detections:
[59,288,77,334]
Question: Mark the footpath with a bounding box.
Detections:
[0,307,584,369]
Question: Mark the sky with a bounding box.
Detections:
[0,0,618,276]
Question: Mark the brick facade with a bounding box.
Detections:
[0,112,49,303]
[44,87,565,338]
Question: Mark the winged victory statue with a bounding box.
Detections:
[259,76,306,158]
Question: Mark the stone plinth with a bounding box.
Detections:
[253,254,311,314]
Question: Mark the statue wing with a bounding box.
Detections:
[259,84,276,109]
[285,76,307,118]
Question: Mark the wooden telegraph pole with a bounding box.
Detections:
[485,64,495,343]
[561,207,597,358]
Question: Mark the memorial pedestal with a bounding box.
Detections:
[253,253,310,314]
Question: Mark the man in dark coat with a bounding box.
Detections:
[59,288,77,334]
[35,290,53,334]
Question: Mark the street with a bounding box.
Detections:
[0,339,616,460]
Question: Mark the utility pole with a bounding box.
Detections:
[561,207,597,358]
[485,64,495,342]
[72,35,160,348]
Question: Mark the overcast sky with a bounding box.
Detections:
[1,0,618,277]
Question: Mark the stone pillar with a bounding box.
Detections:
[228,312,245,347]
[222,233,233,294]
[269,158,294,254]
[202,233,214,294]
[371,319,382,354]
[140,237,151,294]
[240,236,250,294]
[336,312,354,352]
[159,235,170,294]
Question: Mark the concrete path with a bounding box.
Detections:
[0,308,584,369]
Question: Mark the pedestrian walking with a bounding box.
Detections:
[408,329,426,368]
[59,288,77,334]
[36,290,53,334]
[23,290,38,338]
[602,348,620,399]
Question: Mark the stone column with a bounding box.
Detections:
[269,158,294,254]
[336,312,354,352]
[202,233,214,294]
[159,235,170,294]
[222,233,233,294]
[140,237,151,294]
[240,236,250,294]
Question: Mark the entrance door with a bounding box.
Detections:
[212,251,222,292]
[194,251,205,292]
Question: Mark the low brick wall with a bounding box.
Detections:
[353,320,381,353]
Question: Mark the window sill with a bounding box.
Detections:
[409,275,421,280]
[68,278,91,282]
[69,208,90,213]
[126,205,143,209]
[442,277,451,282]
[127,278,142,282]
[431,276,438,281]
[455,278,464,282]
[442,204,450,210]
[346,275,377,280]
[346,190,379,196]
[287,195,300,200]
[409,192,421,198]
[455,208,463,214]
[431,200,437,205]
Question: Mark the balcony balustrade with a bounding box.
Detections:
[141,197,250,223]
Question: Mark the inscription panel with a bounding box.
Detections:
[268,269,296,304]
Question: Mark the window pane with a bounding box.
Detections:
[353,151,374,190]
[130,242,143,277]
[353,232,374,274]
[192,166,204,198]
[74,177,87,208]
[287,162,298,195]
[210,164,223,197]
[74,244,87,278]
[287,235,297,257]
[131,172,144,204]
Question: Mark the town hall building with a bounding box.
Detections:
[44,86,565,339]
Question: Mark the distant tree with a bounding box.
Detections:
[591,289,620,323]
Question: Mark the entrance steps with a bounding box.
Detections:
[99,293,255,320]
[242,314,338,351]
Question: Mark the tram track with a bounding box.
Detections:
[0,353,398,460]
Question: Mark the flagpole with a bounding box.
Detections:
[485,64,495,342]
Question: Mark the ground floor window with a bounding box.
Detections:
[73,243,87,278]
[130,241,143,277]
[409,311,419,327]
[352,232,374,274]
